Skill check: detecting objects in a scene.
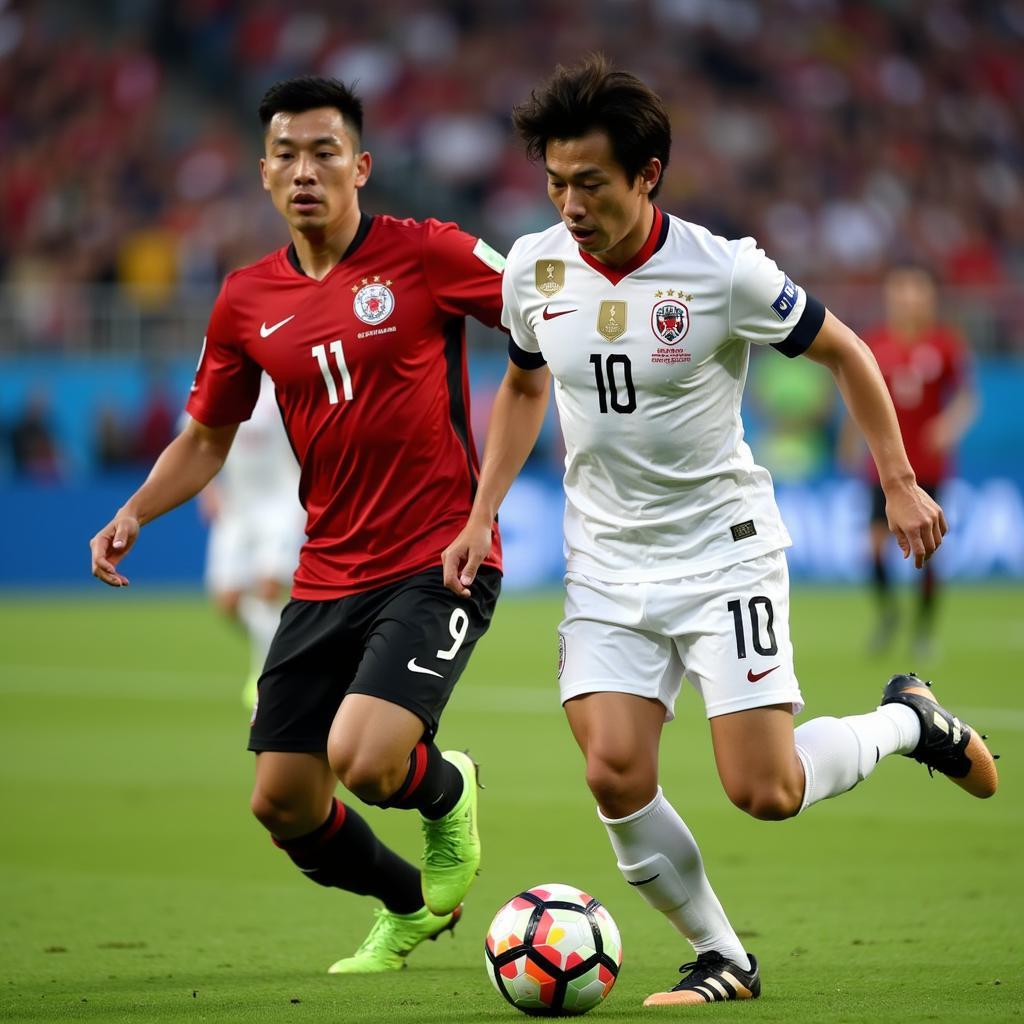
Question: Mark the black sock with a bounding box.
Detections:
[378,742,463,819]
[872,551,890,599]
[918,563,937,634]
[273,799,423,914]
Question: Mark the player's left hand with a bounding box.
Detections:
[885,482,948,569]
[442,520,493,597]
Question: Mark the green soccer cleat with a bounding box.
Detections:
[420,750,481,915]
[326,904,461,974]
[242,672,259,712]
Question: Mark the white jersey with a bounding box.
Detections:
[502,208,825,582]
[219,373,301,516]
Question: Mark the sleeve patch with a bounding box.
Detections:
[772,294,826,358]
[473,238,506,273]
[770,275,799,321]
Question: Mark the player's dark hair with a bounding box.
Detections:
[258,76,364,141]
[512,54,671,198]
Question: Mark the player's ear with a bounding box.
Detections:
[259,157,270,192]
[354,150,372,190]
[639,158,661,195]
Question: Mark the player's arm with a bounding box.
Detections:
[90,417,239,587]
[926,381,978,453]
[442,361,551,595]
[802,309,947,568]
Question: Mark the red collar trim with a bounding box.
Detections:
[578,205,665,286]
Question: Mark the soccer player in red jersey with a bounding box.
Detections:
[851,266,977,655]
[89,76,505,973]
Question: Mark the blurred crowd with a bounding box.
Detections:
[1,0,1022,352]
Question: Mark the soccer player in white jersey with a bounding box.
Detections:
[442,55,998,1008]
[199,372,305,708]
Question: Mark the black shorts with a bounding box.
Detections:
[870,481,941,524]
[248,566,501,753]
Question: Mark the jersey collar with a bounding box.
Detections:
[285,212,375,277]
[577,205,668,286]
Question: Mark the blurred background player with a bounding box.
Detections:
[842,265,977,656]
[198,372,305,709]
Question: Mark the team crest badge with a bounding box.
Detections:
[535,260,565,297]
[651,299,689,345]
[352,277,395,325]
[598,300,626,342]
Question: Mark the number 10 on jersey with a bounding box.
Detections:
[313,341,353,403]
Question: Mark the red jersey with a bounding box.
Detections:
[863,323,969,485]
[186,213,504,599]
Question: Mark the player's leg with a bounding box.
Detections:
[912,483,942,658]
[240,505,303,708]
[237,579,285,710]
[328,566,500,915]
[696,551,996,816]
[205,513,263,707]
[249,596,455,973]
[868,483,899,652]
[558,574,754,1006]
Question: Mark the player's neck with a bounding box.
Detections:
[593,202,655,268]
[289,205,364,281]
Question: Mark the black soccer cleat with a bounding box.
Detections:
[881,673,998,798]
[643,951,760,1007]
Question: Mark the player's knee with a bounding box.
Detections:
[726,780,802,821]
[330,748,402,805]
[213,590,241,618]
[255,577,283,602]
[250,787,310,835]
[585,756,654,819]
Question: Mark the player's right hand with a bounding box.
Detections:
[90,512,140,587]
[442,521,493,597]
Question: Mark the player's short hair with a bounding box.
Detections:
[512,54,671,198]
[258,76,364,141]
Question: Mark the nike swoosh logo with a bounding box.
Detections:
[747,666,780,682]
[627,874,660,887]
[542,305,577,320]
[260,314,295,338]
[408,658,442,678]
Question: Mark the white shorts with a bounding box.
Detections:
[558,550,804,720]
[205,503,305,594]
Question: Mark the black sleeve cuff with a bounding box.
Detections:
[772,293,826,358]
[508,336,547,369]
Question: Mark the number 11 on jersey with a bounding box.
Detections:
[312,340,353,403]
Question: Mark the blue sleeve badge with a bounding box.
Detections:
[770,275,799,321]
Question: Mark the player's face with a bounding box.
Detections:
[260,107,371,236]
[885,268,937,334]
[544,131,660,267]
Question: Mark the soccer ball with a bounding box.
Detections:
[484,883,622,1016]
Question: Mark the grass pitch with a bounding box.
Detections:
[0,586,1021,1023]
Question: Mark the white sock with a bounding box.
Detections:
[795,704,920,812]
[598,788,750,971]
[237,594,284,678]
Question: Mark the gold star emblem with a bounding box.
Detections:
[361,277,369,286]
[655,290,664,298]
[372,275,380,283]
[385,279,392,287]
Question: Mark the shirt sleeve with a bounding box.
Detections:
[501,241,547,370]
[184,277,263,428]
[729,237,825,358]
[421,219,505,328]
